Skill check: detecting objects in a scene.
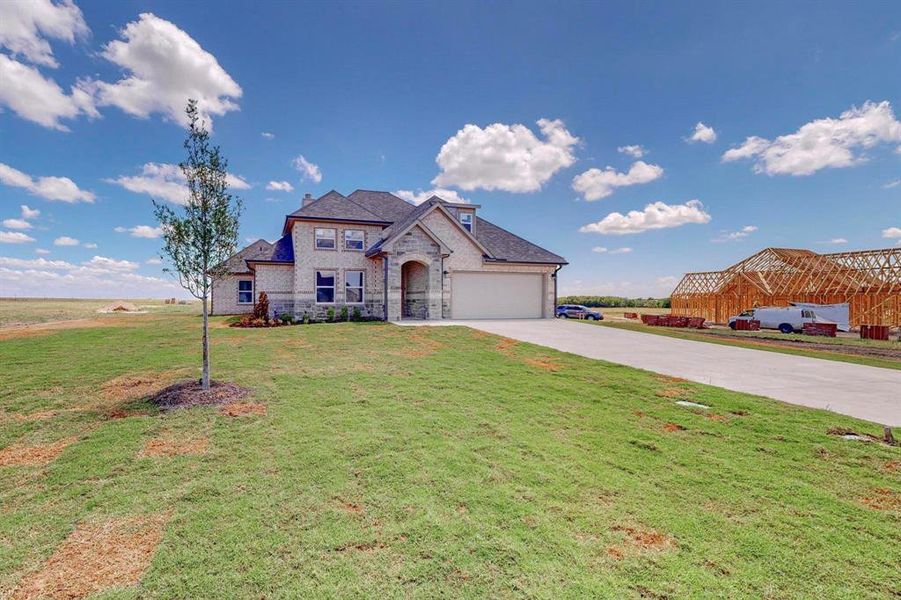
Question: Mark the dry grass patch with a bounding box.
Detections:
[139,436,209,458]
[655,386,690,399]
[495,337,519,355]
[101,370,189,402]
[219,402,267,417]
[0,318,111,341]
[662,422,686,433]
[859,488,900,511]
[523,356,562,372]
[389,329,446,359]
[0,437,77,467]
[606,524,677,560]
[9,513,169,600]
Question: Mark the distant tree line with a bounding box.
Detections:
[557,296,671,308]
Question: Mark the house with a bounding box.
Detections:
[211,190,567,320]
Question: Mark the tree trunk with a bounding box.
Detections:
[201,295,210,390]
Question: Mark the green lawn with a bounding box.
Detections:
[1,313,898,598]
[587,318,901,371]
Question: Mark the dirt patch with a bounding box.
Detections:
[656,387,690,399]
[97,302,143,314]
[139,436,209,458]
[219,401,266,417]
[9,513,169,600]
[860,488,901,511]
[0,318,111,341]
[706,413,728,422]
[0,437,77,467]
[151,380,250,410]
[391,329,446,359]
[495,337,519,356]
[654,374,687,384]
[335,541,387,552]
[338,500,364,515]
[523,356,562,371]
[700,331,901,361]
[606,524,676,560]
[883,460,900,473]
[662,422,686,433]
[826,427,892,445]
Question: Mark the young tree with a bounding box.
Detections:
[154,99,242,390]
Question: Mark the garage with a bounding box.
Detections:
[451,272,544,319]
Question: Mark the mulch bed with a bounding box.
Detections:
[150,380,249,410]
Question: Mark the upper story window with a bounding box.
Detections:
[459,212,473,232]
[315,228,336,249]
[344,229,365,251]
[238,279,254,304]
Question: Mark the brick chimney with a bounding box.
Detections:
[302,193,314,208]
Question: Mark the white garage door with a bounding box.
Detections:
[451,272,543,319]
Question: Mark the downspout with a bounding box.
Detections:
[553,264,562,317]
[382,255,389,321]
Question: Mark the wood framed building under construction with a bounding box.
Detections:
[670,247,901,327]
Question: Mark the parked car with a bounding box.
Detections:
[556,304,604,320]
[728,306,834,334]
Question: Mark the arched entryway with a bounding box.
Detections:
[401,260,430,319]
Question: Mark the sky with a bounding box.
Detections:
[1,0,899,299]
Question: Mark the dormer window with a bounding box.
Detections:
[459,212,473,233]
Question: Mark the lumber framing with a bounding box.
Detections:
[670,247,901,327]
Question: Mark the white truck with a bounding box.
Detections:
[728,306,836,334]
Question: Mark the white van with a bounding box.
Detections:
[728,306,835,334]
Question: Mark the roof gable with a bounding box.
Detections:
[221,239,273,273]
[368,199,491,258]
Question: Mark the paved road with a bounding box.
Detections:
[401,319,901,426]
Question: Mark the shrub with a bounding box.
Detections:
[279,313,294,325]
[352,307,362,321]
[302,312,310,325]
[326,307,335,322]
[339,306,349,321]
[253,291,270,324]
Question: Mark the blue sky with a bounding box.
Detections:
[1,0,899,298]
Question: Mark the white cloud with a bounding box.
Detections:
[721,101,901,176]
[882,227,901,239]
[394,188,470,206]
[21,205,40,219]
[88,13,241,128]
[53,236,79,246]
[292,155,322,183]
[687,122,717,144]
[712,224,758,242]
[145,257,162,265]
[580,199,711,235]
[109,162,247,205]
[884,179,900,189]
[617,145,646,158]
[592,246,632,254]
[35,248,50,255]
[261,132,274,139]
[0,231,36,244]
[823,238,848,245]
[0,54,97,131]
[128,225,163,238]
[656,275,679,288]
[0,0,89,68]
[266,180,294,192]
[432,118,579,193]
[82,242,96,249]
[0,162,95,202]
[0,253,179,298]
[3,218,32,230]
[572,161,664,201]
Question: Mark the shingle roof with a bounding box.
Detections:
[474,217,567,264]
[275,190,566,266]
[347,190,416,221]
[288,190,387,222]
[251,233,294,264]
[221,239,273,273]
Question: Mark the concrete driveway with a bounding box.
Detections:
[401,319,901,426]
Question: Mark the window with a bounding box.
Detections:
[238,279,254,304]
[459,212,473,232]
[315,228,336,249]
[344,229,364,251]
[345,270,364,304]
[316,270,336,303]
[801,309,815,319]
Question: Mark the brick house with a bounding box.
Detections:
[211,190,567,320]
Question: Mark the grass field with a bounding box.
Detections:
[1,312,899,598]
[587,318,901,371]
[0,298,196,328]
